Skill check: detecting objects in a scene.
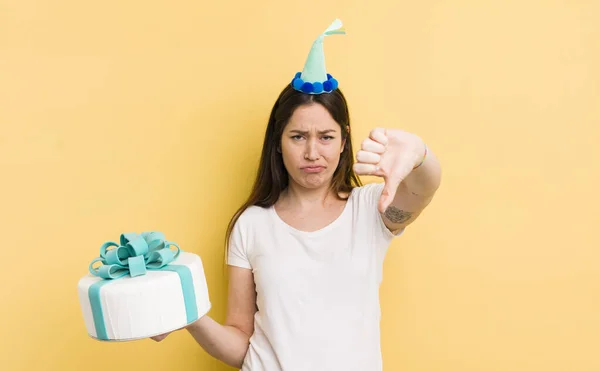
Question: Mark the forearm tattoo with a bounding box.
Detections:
[384,206,414,224]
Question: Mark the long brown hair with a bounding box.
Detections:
[224,83,362,260]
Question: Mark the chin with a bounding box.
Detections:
[293,173,331,189]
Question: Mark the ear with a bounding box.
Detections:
[341,126,350,153]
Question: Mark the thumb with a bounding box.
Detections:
[378,167,410,213]
[151,333,169,342]
[378,178,400,213]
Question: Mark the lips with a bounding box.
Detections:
[301,166,325,173]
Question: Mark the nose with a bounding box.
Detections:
[304,138,320,161]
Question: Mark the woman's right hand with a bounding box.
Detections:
[150,331,174,342]
[150,316,204,342]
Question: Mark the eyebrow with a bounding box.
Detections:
[289,129,338,135]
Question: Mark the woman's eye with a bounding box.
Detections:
[322,136,334,141]
[292,135,303,140]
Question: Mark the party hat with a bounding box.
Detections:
[291,18,345,94]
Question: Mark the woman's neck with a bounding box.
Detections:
[279,181,336,211]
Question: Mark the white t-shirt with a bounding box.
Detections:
[227,182,404,371]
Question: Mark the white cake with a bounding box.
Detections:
[78,251,211,341]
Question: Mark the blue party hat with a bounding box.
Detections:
[291,19,345,94]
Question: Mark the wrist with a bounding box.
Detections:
[412,142,428,170]
[185,315,207,332]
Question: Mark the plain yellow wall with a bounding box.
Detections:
[1,1,598,370]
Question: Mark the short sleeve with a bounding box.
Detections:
[227,216,252,269]
[354,182,405,242]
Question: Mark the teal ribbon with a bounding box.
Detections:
[87,232,198,340]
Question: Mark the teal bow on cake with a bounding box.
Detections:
[89,231,181,279]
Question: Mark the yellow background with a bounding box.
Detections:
[1,0,598,370]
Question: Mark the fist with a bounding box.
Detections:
[353,128,426,213]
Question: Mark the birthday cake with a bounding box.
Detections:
[77,232,211,341]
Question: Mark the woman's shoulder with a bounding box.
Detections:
[350,182,384,199]
[347,182,386,212]
[234,205,272,227]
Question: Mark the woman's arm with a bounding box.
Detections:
[381,142,441,232]
[354,128,442,232]
[152,266,257,369]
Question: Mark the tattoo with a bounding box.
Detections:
[384,206,414,224]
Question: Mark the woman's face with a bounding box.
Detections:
[280,103,345,191]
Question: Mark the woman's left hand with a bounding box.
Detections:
[353,128,426,213]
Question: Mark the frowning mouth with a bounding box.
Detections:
[301,166,325,173]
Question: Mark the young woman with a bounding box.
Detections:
[152,82,442,371]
